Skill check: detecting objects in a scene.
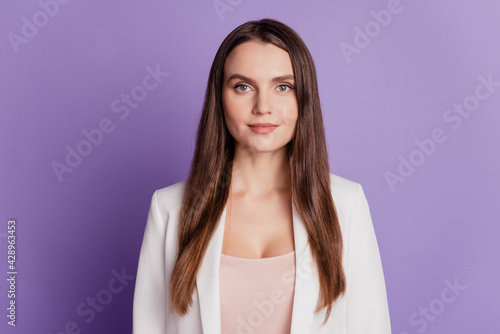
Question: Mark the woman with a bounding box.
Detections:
[133,18,391,334]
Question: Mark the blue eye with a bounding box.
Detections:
[277,84,293,92]
[235,84,250,92]
[234,84,293,92]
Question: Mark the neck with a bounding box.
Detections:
[230,144,291,196]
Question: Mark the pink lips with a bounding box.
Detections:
[248,123,278,134]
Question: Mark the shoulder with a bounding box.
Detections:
[329,172,362,203]
[329,172,365,224]
[152,178,188,214]
[149,173,363,218]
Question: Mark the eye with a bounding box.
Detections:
[277,84,293,92]
[234,84,251,92]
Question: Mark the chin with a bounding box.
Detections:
[244,142,288,153]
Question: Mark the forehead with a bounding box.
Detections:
[224,40,293,79]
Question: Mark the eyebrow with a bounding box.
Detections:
[226,74,295,84]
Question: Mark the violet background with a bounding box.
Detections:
[1,0,499,333]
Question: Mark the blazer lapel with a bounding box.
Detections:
[289,202,320,333]
[196,204,228,334]
[196,202,319,334]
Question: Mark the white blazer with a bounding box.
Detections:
[132,173,391,333]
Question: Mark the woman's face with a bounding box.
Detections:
[222,40,298,154]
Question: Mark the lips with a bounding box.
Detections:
[248,123,278,134]
[248,123,278,127]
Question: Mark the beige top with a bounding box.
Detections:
[219,250,296,334]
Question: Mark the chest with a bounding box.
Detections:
[221,190,295,258]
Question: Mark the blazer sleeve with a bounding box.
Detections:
[346,183,391,333]
[132,190,169,334]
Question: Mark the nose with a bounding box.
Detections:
[253,90,272,115]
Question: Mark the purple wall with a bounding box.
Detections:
[1,0,499,333]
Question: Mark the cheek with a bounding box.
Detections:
[222,91,234,124]
[223,93,247,125]
[223,103,243,134]
[225,94,248,113]
[281,101,299,124]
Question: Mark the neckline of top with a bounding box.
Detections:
[221,250,295,262]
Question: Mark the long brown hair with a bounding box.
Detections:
[169,18,346,326]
